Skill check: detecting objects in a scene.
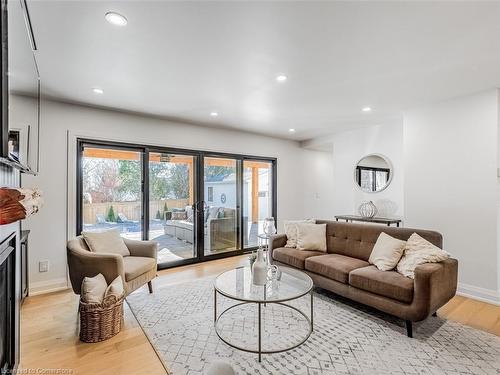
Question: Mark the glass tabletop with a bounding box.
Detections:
[214,266,313,303]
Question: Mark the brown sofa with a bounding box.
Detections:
[269,220,458,337]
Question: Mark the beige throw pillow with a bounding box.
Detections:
[397,233,450,279]
[82,229,130,256]
[369,232,406,271]
[81,273,107,304]
[284,219,316,248]
[296,223,327,251]
[103,275,124,303]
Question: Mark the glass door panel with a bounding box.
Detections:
[81,146,143,240]
[203,157,240,256]
[148,152,196,266]
[243,160,274,247]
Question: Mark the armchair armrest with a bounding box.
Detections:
[269,234,287,263]
[412,258,458,320]
[67,247,124,295]
[123,238,158,260]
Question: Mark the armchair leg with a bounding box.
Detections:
[405,320,413,338]
[148,281,153,294]
[432,312,437,317]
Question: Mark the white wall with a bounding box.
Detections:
[11,96,330,294]
[404,90,499,301]
[331,123,404,218]
[301,150,335,219]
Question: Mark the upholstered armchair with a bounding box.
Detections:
[67,237,158,296]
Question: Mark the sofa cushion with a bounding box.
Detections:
[305,254,369,284]
[349,265,414,303]
[123,256,156,281]
[272,247,324,269]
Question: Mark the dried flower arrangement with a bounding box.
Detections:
[0,187,43,225]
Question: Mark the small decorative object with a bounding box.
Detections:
[268,265,282,281]
[263,217,276,236]
[248,251,257,269]
[358,200,378,218]
[252,248,268,286]
[0,187,44,225]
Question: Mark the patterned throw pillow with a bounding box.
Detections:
[283,219,316,248]
[171,211,187,220]
[396,233,450,278]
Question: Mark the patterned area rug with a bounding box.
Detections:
[126,278,500,375]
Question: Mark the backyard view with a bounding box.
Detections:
[81,146,274,266]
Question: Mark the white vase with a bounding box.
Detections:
[252,248,268,286]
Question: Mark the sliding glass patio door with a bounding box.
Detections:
[78,139,277,269]
[148,152,197,266]
[202,156,241,257]
[80,144,144,241]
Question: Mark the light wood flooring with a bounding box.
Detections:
[20,255,499,375]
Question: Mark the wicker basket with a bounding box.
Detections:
[79,296,124,343]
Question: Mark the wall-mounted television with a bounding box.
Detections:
[0,0,40,174]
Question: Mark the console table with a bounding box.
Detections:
[335,215,402,227]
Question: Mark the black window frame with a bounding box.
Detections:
[76,138,277,269]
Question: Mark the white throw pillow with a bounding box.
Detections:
[397,233,450,279]
[103,275,124,303]
[296,223,327,251]
[284,219,316,248]
[81,273,107,304]
[82,229,130,256]
[369,232,406,271]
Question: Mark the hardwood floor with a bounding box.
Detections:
[20,254,499,374]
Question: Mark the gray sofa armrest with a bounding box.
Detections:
[123,238,158,260]
[67,247,124,295]
[269,234,287,263]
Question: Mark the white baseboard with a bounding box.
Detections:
[29,277,70,296]
[457,283,499,306]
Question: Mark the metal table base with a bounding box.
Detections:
[214,288,314,362]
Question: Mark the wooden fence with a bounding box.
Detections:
[83,199,189,224]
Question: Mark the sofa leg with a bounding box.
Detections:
[148,281,153,294]
[405,320,413,338]
[432,312,437,317]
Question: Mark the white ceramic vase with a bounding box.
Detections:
[252,248,268,286]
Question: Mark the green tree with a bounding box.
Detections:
[155,209,162,219]
[107,205,116,222]
[117,160,141,201]
[204,166,233,180]
[168,164,189,199]
[149,162,170,200]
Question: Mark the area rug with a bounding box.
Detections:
[126,278,500,375]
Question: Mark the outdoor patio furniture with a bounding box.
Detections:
[163,206,248,251]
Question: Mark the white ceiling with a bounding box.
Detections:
[23,1,500,141]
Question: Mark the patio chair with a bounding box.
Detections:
[67,236,158,296]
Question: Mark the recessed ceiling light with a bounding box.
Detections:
[276,75,287,82]
[105,12,128,26]
[288,128,296,133]
[92,88,104,94]
[362,107,372,112]
[210,112,219,117]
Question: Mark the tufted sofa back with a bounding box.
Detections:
[316,220,443,261]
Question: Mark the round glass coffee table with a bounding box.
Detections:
[214,266,314,362]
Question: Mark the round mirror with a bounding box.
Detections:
[354,154,392,193]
